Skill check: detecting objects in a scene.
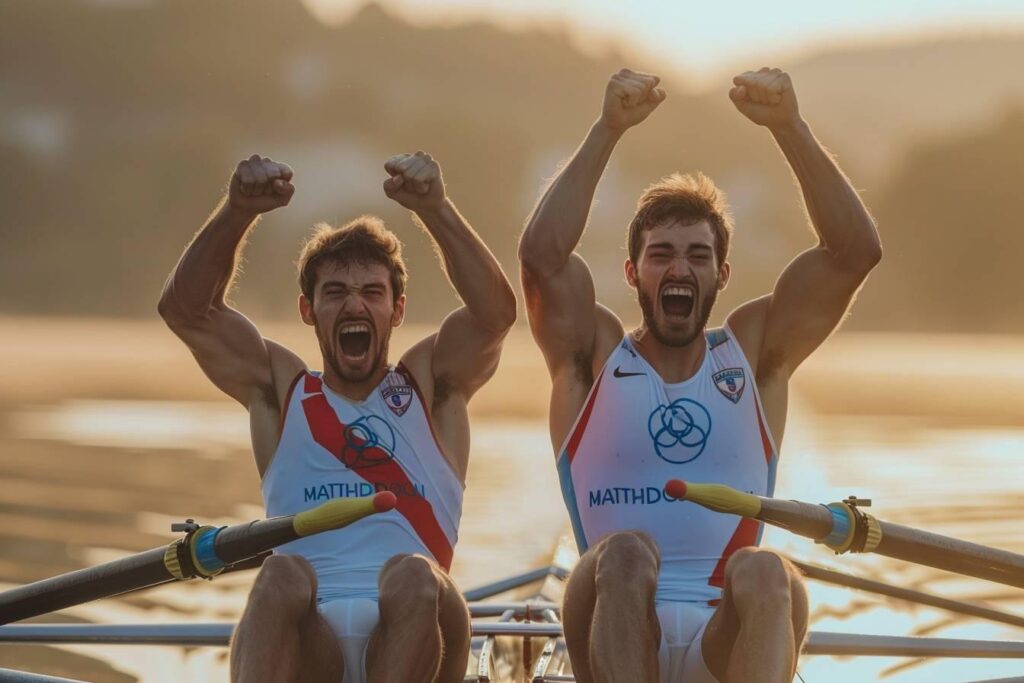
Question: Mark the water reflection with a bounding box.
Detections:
[3,398,1024,681]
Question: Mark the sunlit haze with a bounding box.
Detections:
[304,0,1024,74]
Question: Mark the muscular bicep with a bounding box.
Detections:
[739,246,870,376]
[428,306,511,400]
[521,252,610,375]
[165,306,297,406]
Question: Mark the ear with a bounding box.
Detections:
[717,261,731,291]
[624,258,639,288]
[391,294,406,328]
[299,294,315,326]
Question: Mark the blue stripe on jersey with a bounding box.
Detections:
[557,451,589,553]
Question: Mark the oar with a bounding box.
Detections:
[793,561,1024,629]
[0,492,396,624]
[664,479,1024,590]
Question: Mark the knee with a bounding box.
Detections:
[725,549,795,613]
[379,554,441,610]
[594,531,659,592]
[249,554,317,620]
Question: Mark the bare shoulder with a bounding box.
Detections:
[592,304,626,376]
[725,295,771,377]
[248,339,306,478]
[399,331,470,482]
[545,303,623,452]
[264,338,308,408]
[398,333,437,407]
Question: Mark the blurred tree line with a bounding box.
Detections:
[0,0,1022,331]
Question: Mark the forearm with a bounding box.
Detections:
[772,120,881,270]
[159,201,258,319]
[519,122,623,275]
[415,200,516,333]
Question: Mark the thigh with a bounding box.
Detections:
[562,532,660,682]
[696,589,740,681]
[560,543,600,683]
[699,551,807,680]
[435,566,472,683]
[368,554,470,682]
[296,605,347,681]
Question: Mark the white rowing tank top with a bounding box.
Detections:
[262,367,464,602]
[556,328,778,604]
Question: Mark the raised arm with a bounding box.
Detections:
[158,155,305,409]
[725,68,882,378]
[383,152,516,401]
[518,69,666,378]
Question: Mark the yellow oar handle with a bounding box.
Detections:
[665,479,762,518]
[293,491,397,537]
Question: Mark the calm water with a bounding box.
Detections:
[2,396,1023,682]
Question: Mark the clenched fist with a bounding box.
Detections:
[383,151,446,212]
[228,155,295,214]
[729,68,800,129]
[600,68,666,131]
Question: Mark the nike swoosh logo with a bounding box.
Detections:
[613,367,645,378]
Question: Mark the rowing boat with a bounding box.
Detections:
[2,492,1024,681]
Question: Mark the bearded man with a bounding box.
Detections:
[518,68,881,682]
[160,151,516,682]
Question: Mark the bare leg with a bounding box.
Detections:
[701,548,809,683]
[562,531,661,683]
[230,554,344,683]
[365,553,471,683]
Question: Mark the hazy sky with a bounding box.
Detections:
[303,0,1024,75]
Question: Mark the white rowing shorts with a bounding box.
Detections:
[318,597,379,683]
[656,601,719,683]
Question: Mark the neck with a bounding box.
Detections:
[630,325,706,383]
[321,363,390,401]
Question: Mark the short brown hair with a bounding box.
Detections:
[627,173,733,266]
[298,215,407,302]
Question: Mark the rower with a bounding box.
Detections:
[518,67,881,682]
[159,152,516,682]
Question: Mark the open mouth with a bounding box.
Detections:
[661,284,695,318]
[338,322,372,359]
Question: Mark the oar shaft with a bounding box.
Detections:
[666,479,1024,590]
[793,561,1024,629]
[875,521,1024,590]
[0,493,395,624]
[0,547,172,624]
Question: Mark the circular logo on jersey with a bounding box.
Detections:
[341,415,397,469]
[647,398,712,464]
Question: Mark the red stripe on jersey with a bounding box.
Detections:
[565,373,604,463]
[707,516,761,600]
[754,399,774,464]
[300,374,454,570]
[278,371,305,436]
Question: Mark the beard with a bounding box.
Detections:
[637,278,720,348]
[314,314,392,384]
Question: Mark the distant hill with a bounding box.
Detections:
[856,106,1024,332]
[711,35,1024,180]
[0,0,801,321]
[0,1,1021,333]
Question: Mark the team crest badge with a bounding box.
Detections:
[712,367,745,404]
[380,371,413,416]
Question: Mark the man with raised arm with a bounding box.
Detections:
[519,68,881,682]
[159,151,516,683]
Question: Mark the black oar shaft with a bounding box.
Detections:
[0,547,171,624]
[0,494,394,624]
[876,521,1024,590]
